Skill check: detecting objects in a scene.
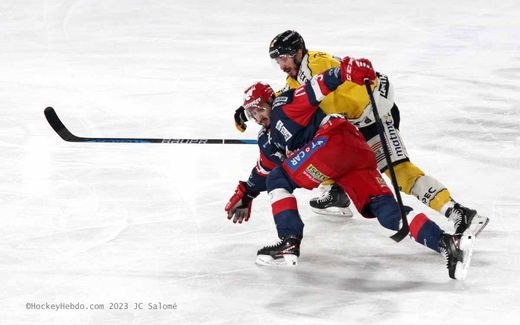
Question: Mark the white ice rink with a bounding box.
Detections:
[1,0,520,324]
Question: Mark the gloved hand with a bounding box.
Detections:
[234,106,248,132]
[225,181,257,223]
[340,56,376,85]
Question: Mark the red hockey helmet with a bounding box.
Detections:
[242,82,274,119]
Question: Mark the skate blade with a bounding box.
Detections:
[256,254,298,266]
[311,207,353,217]
[471,215,490,237]
[454,233,476,280]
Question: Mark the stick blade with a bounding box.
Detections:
[44,107,81,142]
[390,223,409,242]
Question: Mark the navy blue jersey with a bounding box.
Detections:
[270,91,327,153]
[244,127,284,195]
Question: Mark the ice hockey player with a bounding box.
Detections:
[225,56,475,280]
[233,30,488,237]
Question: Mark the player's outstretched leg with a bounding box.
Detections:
[260,167,304,267]
[399,205,476,280]
[395,163,489,237]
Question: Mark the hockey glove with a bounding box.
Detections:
[340,56,376,85]
[234,106,248,132]
[225,181,257,223]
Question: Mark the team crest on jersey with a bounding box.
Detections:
[286,137,327,171]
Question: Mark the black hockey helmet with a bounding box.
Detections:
[269,30,306,59]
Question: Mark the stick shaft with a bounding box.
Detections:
[44,107,257,144]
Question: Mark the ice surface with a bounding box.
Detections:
[1,0,520,324]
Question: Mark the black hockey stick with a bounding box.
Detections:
[364,79,410,242]
[44,107,257,144]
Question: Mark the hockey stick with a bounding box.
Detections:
[364,79,410,242]
[44,107,258,144]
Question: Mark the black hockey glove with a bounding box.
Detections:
[234,106,248,132]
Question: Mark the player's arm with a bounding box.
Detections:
[225,132,283,223]
[281,56,376,123]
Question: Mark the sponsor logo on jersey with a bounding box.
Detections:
[304,164,329,183]
[273,96,288,107]
[275,120,292,142]
[297,57,312,84]
[286,137,327,171]
[297,69,309,84]
[378,74,390,98]
[384,119,404,158]
[420,186,442,205]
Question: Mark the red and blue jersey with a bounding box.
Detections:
[270,67,344,153]
[244,67,345,195]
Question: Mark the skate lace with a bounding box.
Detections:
[440,235,461,267]
[264,240,283,250]
[315,192,333,204]
[450,208,463,228]
[439,247,450,268]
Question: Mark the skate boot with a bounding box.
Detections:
[438,232,475,280]
[256,235,301,266]
[309,183,353,217]
[446,203,489,236]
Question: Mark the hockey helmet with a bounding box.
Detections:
[242,82,274,119]
[269,30,306,59]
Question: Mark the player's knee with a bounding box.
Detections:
[366,195,403,231]
[390,161,425,194]
[266,167,298,193]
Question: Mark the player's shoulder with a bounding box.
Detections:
[308,50,338,62]
[272,90,293,109]
[307,49,340,71]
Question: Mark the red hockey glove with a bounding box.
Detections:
[340,56,376,85]
[225,181,256,223]
[234,106,248,132]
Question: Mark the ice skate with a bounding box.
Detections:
[256,235,301,266]
[447,203,489,236]
[438,231,475,280]
[309,184,353,217]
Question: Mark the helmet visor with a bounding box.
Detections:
[244,102,269,122]
[273,54,295,65]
